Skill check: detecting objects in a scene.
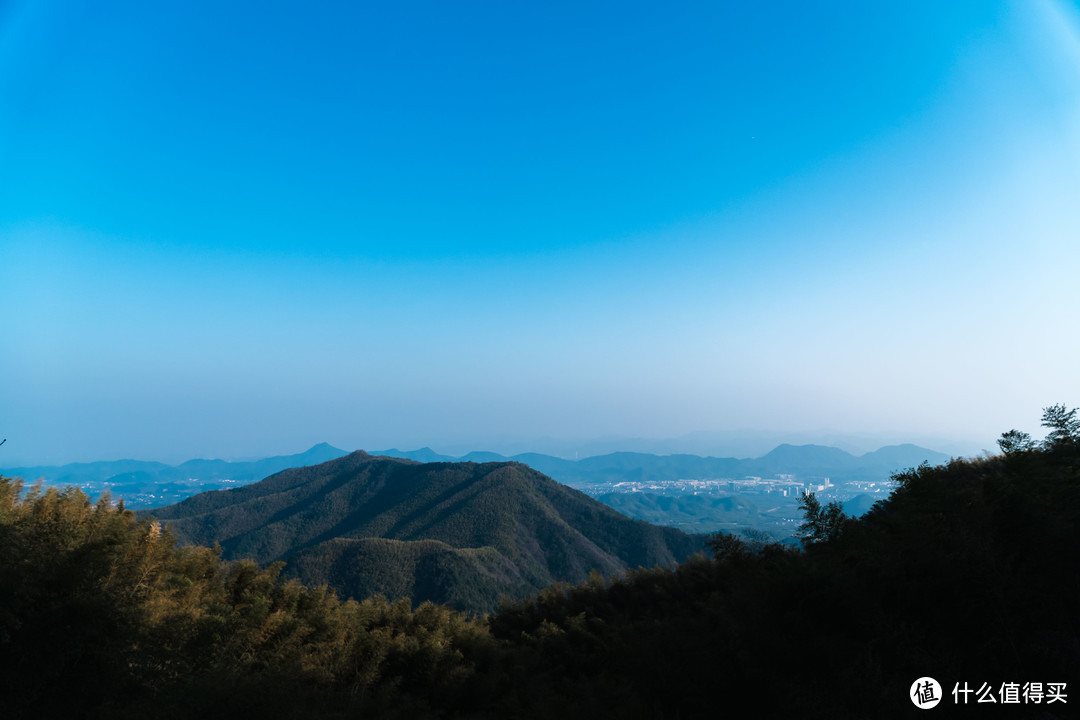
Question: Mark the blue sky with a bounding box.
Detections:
[2,0,1079,464]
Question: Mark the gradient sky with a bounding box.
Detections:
[3,0,1079,464]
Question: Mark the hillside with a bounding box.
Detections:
[2,410,1077,718]
[485,420,1080,717]
[148,452,704,611]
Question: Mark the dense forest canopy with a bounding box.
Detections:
[1,408,1077,718]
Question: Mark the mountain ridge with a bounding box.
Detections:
[147,452,705,612]
[2,443,351,486]
[3,441,950,483]
[4,442,950,519]
[373,442,950,484]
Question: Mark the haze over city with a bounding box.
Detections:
[3,0,1079,465]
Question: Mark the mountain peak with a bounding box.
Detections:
[297,442,346,454]
[150,455,704,612]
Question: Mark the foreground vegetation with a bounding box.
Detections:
[2,408,1077,718]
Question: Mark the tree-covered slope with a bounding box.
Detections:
[287,537,531,613]
[0,479,501,720]
[486,411,1080,717]
[147,452,704,611]
[6,408,1077,718]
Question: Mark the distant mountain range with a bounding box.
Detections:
[2,442,348,488]
[0,443,350,507]
[427,430,984,462]
[145,452,704,612]
[1,441,949,511]
[373,442,951,486]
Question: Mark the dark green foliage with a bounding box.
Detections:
[997,428,1034,455]
[288,537,525,613]
[0,483,146,717]
[5,410,1079,718]
[1042,403,1080,447]
[999,404,1080,455]
[487,416,1080,717]
[795,491,850,546]
[705,530,748,560]
[0,477,499,720]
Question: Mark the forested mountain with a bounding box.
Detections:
[146,452,704,611]
[3,410,1076,718]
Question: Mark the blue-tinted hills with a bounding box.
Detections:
[2,441,948,514]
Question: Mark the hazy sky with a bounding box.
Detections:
[3,0,1079,464]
